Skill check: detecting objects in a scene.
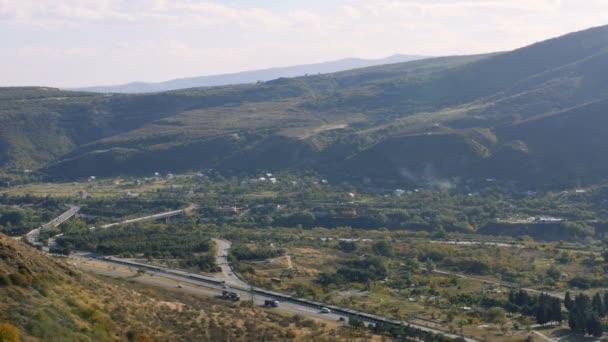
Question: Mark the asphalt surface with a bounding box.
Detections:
[68,252,478,341]
[24,205,80,245]
[94,204,197,230]
[71,256,346,323]
[213,238,248,287]
[58,205,478,341]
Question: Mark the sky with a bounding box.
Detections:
[1,0,607,88]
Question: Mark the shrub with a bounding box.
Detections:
[0,323,20,342]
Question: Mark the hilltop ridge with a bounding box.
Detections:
[72,54,427,93]
[2,25,608,188]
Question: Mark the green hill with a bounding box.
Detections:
[2,25,608,188]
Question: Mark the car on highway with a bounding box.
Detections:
[264,299,279,307]
[177,284,183,288]
[320,307,331,314]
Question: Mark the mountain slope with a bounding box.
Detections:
[3,25,608,188]
[73,54,427,93]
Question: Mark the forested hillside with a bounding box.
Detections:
[2,25,608,188]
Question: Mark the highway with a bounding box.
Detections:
[67,251,478,342]
[92,204,197,230]
[71,255,342,322]
[69,253,477,341]
[43,203,477,340]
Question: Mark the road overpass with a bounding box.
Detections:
[91,204,197,230]
[24,205,80,245]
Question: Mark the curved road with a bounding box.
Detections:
[213,238,248,287]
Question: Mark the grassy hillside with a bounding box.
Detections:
[0,234,366,341]
[2,25,608,187]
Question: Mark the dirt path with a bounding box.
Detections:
[432,269,564,299]
[285,254,294,269]
[533,330,557,342]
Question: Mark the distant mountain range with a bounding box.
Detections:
[3,25,608,188]
[72,55,427,93]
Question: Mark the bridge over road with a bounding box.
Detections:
[90,204,197,230]
[24,205,80,245]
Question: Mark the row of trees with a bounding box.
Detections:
[59,222,212,257]
[507,290,562,325]
[508,290,608,337]
[565,292,605,337]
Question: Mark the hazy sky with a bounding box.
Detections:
[1,0,607,87]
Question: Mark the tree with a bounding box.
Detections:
[371,240,393,257]
[592,293,603,316]
[0,323,20,342]
[587,313,603,337]
[283,210,315,228]
[546,266,561,282]
[550,297,562,324]
[568,293,593,334]
[486,307,506,325]
[603,292,608,317]
[564,292,573,311]
[425,258,435,273]
[535,294,551,325]
[338,240,357,253]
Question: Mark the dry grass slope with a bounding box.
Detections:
[0,234,380,341]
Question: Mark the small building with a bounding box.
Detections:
[535,216,564,223]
